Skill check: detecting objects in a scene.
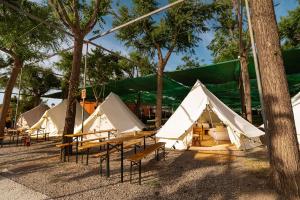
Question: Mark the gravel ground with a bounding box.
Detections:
[0,138,279,200]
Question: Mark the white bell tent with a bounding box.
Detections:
[74,92,145,139]
[30,100,89,137]
[291,92,300,142]
[156,80,264,150]
[17,103,49,129]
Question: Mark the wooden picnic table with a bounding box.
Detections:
[63,129,117,163]
[78,130,157,183]
[7,128,26,146]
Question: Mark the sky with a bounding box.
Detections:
[0,0,299,107]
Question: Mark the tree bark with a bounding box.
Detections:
[240,50,252,122]
[249,0,300,198]
[155,61,164,129]
[236,0,252,122]
[0,58,23,137]
[63,35,83,153]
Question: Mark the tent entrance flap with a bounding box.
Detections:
[157,80,264,150]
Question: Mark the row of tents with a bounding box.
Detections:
[17,80,300,150]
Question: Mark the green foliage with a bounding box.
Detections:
[54,51,76,97]
[279,5,300,49]
[0,0,63,61]
[113,0,215,63]
[55,48,155,93]
[208,0,249,63]
[18,65,60,104]
[49,0,110,34]
[86,48,125,84]
[118,51,155,77]
[176,55,203,70]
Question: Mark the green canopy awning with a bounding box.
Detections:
[44,48,300,111]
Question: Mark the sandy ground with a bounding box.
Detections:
[0,138,280,200]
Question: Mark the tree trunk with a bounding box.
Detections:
[236,0,252,122]
[0,58,23,138]
[33,95,41,107]
[63,36,84,153]
[155,62,164,129]
[240,50,252,122]
[249,0,300,198]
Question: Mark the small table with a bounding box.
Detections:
[64,129,117,163]
[105,130,157,182]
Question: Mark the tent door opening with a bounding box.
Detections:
[191,107,232,148]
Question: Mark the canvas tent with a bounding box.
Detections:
[29,100,89,137]
[17,103,49,129]
[291,92,300,143]
[74,92,145,139]
[156,80,264,150]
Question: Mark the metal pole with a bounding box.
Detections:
[14,67,23,128]
[81,43,88,133]
[88,0,186,41]
[245,0,266,127]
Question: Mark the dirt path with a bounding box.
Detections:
[0,139,279,200]
[0,174,49,200]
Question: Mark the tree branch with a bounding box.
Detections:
[50,0,74,30]
[83,0,101,34]
[73,0,80,29]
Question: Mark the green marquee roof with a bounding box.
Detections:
[45,48,300,111]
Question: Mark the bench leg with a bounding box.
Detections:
[138,160,142,185]
[121,143,124,183]
[163,146,166,161]
[106,144,110,177]
[99,157,102,176]
[81,152,84,164]
[60,149,62,161]
[130,161,132,183]
[86,149,89,165]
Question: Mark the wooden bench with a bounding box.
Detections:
[93,139,142,175]
[56,136,107,161]
[126,142,166,185]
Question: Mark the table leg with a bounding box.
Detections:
[37,131,39,143]
[16,133,19,146]
[121,143,124,183]
[76,136,79,163]
[86,148,89,165]
[106,143,110,177]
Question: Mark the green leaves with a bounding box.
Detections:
[19,64,61,97]
[0,0,63,62]
[279,5,300,49]
[113,0,215,59]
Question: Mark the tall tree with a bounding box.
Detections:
[249,0,300,197]
[49,0,110,146]
[0,0,62,135]
[114,0,214,128]
[209,0,252,122]
[18,65,60,106]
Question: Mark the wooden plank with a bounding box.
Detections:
[64,129,117,138]
[126,142,165,162]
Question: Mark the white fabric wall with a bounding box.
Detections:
[74,92,145,139]
[30,100,88,137]
[157,80,264,150]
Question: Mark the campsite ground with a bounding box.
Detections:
[0,138,279,200]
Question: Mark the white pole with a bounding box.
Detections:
[81,44,88,133]
[14,68,23,128]
[88,0,186,41]
[245,0,266,127]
